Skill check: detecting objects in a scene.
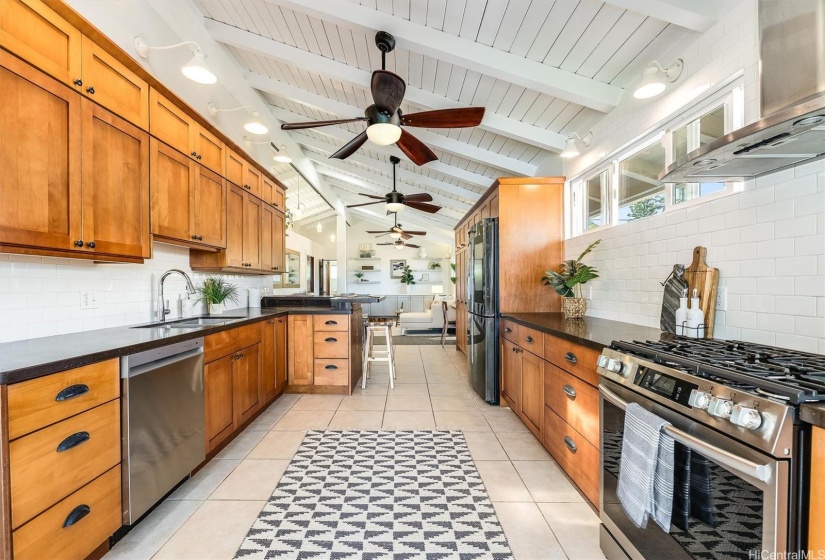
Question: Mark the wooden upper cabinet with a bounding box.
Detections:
[149,88,193,154]
[193,166,227,249]
[0,0,82,87]
[225,148,244,186]
[273,184,285,212]
[272,211,285,273]
[150,139,193,243]
[244,164,262,198]
[224,184,246,268]
[80,36,148,129]
[193,126,224,176]
[261,176,274,206]
[0,50,82,253]
[244,194,262,269]
[80,99,150,258]
[260,204,274,273]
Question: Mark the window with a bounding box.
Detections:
[618,140,666,222]
[585,170,609,229]
[672,105,727,205]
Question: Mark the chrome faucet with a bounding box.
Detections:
[157,269,196,322]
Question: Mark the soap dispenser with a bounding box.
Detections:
[686,288,705,338]
[675,288,689,336]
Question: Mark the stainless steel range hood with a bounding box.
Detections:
[660,0,825,183]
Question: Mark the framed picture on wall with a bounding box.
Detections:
[390,259,406,278]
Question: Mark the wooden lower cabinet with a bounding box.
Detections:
[275,316,287,393]
[810,426,825,554]
[261,319,277,402]
[500,338,521,412]
[232,345,260,427]
[204,354,235,453]
[544,362,600,446]
[287,314,314,386]
[286,312,362,394]
[543,406,600,505]
[520,350,544,438]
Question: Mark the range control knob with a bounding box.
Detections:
[707,397,734,419]
[688,389,711,409]
[606,359,623,374]
[597,355,609,368]
[731,405,763,430]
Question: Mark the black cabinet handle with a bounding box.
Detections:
[324,337,337,343]
[563,435,577,453]
[196,235,203,241]
[57,431,90,453]
[63,504,91,528]
[73,240,84,247]
[73,78,82,87]
[55,384,89,402]
[191,151,198,158]
[504,327,512,333]
[86,86,95,94]
[324,365,338,370]
[525,336,534,344]
[564,352,578,364]
[563,384,577,399]
[197,155,202,160]
[324,320,337,325]
[86,241,96,249]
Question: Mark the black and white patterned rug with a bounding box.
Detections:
[234,430,513,559]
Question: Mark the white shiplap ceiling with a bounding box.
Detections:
[192,0,724,230]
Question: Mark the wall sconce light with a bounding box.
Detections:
[272,144,292,163]
[134,37,217,84]
[560,132,593,159]
[633,60,684,99]
[210,103,268,134]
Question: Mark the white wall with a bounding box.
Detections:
[562,0,825,353]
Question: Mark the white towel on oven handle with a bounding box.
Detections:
[617,402,675,532]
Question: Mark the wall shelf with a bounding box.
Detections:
[350,257,380,261]
[353,281,381,284]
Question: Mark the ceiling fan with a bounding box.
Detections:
[280,31,485,166]
[346,156,441,214]
[367,214,426,240]
[378,239,420,250]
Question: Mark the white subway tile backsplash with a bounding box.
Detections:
[774,295,818,317]
[795,277,825,297]
[775,216,817,239]
[795,316,825,339]
[756,200,794,223]
[775,333,820,353]
[756,239,794,259]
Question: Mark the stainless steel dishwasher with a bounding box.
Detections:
[121,337,205,524]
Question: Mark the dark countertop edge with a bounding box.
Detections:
[800,404,825,429]
[0,306,355,385]
[500,312,665,352]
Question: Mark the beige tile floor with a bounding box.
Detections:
[106,344,605,560]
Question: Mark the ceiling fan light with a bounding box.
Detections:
[366,123,402,146]
[394,243,404,250]
[560,137,580,158]
[389,231,402,239]
[386,202,404,213]
[181,51,217,84]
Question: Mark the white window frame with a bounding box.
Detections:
[616,132,667,224]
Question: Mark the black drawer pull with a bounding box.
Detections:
[324,365,338,370]
[563,435,577,453]
[562,384,577,399]
[324,337,338,343]
[504,327,512,333]
[63,504,91,528]
[324,320,338,325]
[85,86,95,94]
[564,352,578,364]
[525,336,534,344]
[57,431,90,453]
[55,384,89,402]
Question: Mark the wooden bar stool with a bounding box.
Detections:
[362,318,396,390]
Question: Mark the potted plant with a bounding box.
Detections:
[354,271,365,282]
[400,265,416,294]
[541,239,601,319]
[450,263,456,284]
[196,276,239,315]
[428,261,441,270]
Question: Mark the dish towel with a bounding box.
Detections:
[617,403,675,532]
[672,447,718,532]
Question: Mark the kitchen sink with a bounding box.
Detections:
[132,315,248,329]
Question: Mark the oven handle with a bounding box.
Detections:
[599,384,773,484]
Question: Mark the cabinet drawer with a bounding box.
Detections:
[12,466,121,560]
[314,315,348,332]
[500,319,519,343]
[10,400,120,528]
[313,332,349,359]
[8,359,119,440]
[519,325,544,358]
[205,322,262,363]
[544,363,600,447]
[544,334,601,386]
[313,359,348,386]
[543,406,599,506]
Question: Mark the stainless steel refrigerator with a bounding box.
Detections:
[467,218,499,404]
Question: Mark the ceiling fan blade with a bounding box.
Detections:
[374,233,390,238]
[401,233,413,240]
[371,70,406,114]
[346,201,383,208]
[281,117,368,130]
[402,193,433,203]
[366,230,390,234]
[376,242,395,246]
[330,131,368,160]
[396,129,438,166]
[359,193,386,200]
[404,243,420,248]
[404,200,442,214]
[401,107,485,128]
[403,231,427,236]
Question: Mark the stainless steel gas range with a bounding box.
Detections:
[596,337,824,560]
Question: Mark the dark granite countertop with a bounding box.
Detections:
[501,313,665,351]
[800,404,825,429]
[0,305,353,385]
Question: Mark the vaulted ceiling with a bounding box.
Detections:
[192,0,725,236]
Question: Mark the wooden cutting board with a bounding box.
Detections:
[683,246,719,338]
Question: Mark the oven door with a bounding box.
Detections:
[599,381,789,560]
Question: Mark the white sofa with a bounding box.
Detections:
[398,297,456,333]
